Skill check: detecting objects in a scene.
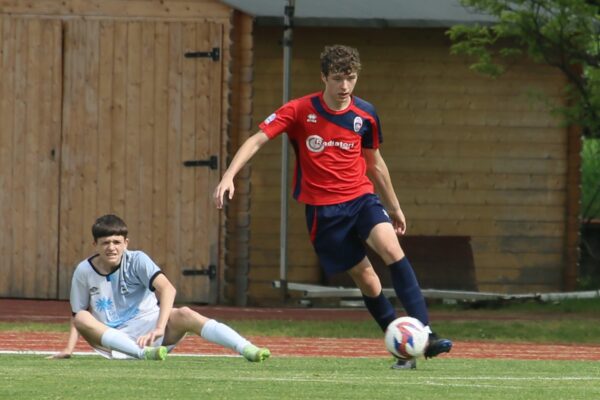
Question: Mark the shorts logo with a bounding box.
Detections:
[306,134,355,153]
[306,113,317,123]
[353,116,363,132]
[264,113,277,125]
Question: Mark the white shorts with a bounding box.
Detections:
[93,309,177,359]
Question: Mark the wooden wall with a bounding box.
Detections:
[247,27,574,304]
[0,0,235,303]
[0,18,62,299]
[221,11,254,306]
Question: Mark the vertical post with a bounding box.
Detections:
[280,0,295,302]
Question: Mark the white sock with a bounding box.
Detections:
[424,325,433,335]
[200,319,250,354]
[100,328,144,359]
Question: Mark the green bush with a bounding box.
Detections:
[582,138,600,221]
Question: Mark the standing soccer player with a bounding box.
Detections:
[214,44,452,369]
[49,214,270,362]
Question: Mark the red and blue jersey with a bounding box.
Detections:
[259,92,383,205]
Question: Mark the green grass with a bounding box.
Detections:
[1,355,599,400]
[2,299,599,399]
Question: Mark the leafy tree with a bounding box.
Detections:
[448,0,600,137]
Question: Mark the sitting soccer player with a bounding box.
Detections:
[49,214,270,362]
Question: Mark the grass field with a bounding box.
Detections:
[1,355,599,400]
[1,298,599,399]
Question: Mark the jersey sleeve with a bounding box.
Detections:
[70,264,89,314]
[361,114,383,149]
[258,101,297,139]
[131,251,162,291]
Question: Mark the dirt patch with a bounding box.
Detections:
[2,332,600,361]
[2,299,599,361]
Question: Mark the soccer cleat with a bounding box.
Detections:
[143,346,168,361]
[391,358,416,370]
[424,333,452,359]
[242,345,271,362]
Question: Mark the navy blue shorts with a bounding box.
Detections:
[305,193,392,275]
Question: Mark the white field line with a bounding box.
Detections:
[0,350,238,358]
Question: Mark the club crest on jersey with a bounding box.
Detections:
[306,113,317,123]
[353,116,363,132]
[264,113,277,125]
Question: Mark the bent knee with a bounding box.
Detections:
[171,306,207,323]
[72,310,92,327]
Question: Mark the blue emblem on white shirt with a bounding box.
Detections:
[95,297,114,312]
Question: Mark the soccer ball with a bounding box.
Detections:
[384,317,429,360]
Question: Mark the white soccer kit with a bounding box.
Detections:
[70,249,162,327]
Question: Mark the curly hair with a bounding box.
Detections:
[320,45,362,77]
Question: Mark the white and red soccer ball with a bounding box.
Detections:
[384,317,429,360]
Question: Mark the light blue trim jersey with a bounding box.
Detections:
[70,250,162,328]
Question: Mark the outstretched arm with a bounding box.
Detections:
[213,131,270,209]
[363,148,406,235]
[47,317,79,359]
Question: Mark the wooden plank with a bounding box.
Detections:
[137,21,156,252]
[23,18,42,297]
[32,18,55,297]
[251,202,566,223]
[59,19,87,298]
[253,152,568,175]
[251,252,319,270]
[249,265,322,282]
[124,21,142,244]
[475,266,562,285]
[389,125,566,145]
[43,19,62,298]
[250,217,566,238]
[252,170,566,193]
[109,21,128,216]
[0,16,15,296]
[0,0,231,19]
[379,141,565,160]
[252,186,567,207]
[471,236,564,254]
[151,21,169,267]
[478,283,560,293]
[11,18,28,297]
[207,22,223,303]
[178,21,198,300]
[165,21,183,288]
[96,21,115,215]
[410,220,565,237]
[474,252,563,270]
[81,20,100,253]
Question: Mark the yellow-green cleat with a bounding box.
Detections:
[242,345,271,362]
[143,346,168,361]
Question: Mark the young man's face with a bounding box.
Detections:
[94,235,128,268]
[321,70,358,106]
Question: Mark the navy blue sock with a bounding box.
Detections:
[389,257,429,326]
[362,291,397,332]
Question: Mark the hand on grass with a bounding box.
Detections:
[46,351,72,359]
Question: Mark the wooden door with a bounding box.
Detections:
[0,17,62,298]
[58,19,223,303]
